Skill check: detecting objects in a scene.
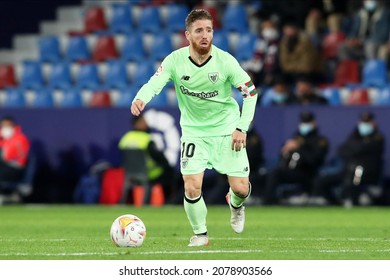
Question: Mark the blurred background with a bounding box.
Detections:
[1,0,390,206]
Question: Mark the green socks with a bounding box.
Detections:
[229,183,252,208]
[184,194,208,235]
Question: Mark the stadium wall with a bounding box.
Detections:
[1,106,389,203]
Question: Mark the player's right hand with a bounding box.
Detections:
[130,99,145,116]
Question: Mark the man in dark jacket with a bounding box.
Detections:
[310,111,385,207]
[262,111,329,204]
[295,77,328,105]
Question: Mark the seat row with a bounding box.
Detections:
[37,31,175,64]
[261,85,390,106]
[82,2,250,35]
[0,59,159,91]
[0,86,174,108]
[324,59,389,89]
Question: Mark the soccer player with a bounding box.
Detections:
[130,9,258,246]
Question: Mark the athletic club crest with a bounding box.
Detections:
[208,72,219,83]
[181,158,189,169]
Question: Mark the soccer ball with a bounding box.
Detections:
[110,214,146,247]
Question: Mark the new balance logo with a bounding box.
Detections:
[181,75,190,81]
[243,167,249,172]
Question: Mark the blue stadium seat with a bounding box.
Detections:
[114,86,137,107]
[2,88,26,108]
[104,59,129,89]
[132,61,155,87]
[234,32,256,61]
[47,62,73,90]
[75,63,101,90]
[19,60,45,90]
[60,87,83,107]
[149,32,173,62]
[321,87,341,106]
[222,4,249,33]
[212,30,229,52]
[109,2,134,33]
[31,88,54,107]
[165,4,188,32]
[373,86,390,105]
[65,35,91,62]
[137,6,161,34]
[38,36,62,63]
[362,59,388,88]
[120,32,145,62]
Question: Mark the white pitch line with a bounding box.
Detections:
[320,249,390,253]
[1,237,389,242]
[0,250,263,257]
[1,248,390,258]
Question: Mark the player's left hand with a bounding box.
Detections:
[232,130,247,151]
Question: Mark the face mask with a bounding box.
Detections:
[364,0,377,11]
[262,28,278,41]
[1,126,15,139]
[299,123,313,136]
[358,122,374,136]
[272,93,287,103]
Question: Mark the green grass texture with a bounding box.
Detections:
[0,205,389,260]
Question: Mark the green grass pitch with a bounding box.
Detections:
[0,205,389,260]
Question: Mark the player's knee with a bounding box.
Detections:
[229,178,250,197]
[183,175,202,198]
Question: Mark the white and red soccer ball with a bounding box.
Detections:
[110,214,146,247]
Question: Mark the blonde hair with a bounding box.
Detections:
[185,9,213,31]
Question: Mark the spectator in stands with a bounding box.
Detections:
[262,112,329,205]
[321,14,347,83]
[310,112,385,207]
[294,77,328,105]
[278,20,325,85]
[254,0,312,28]
[268,77,298,106]
[338,0,390,62]
[118,114,177,203]
[305,8,326,50]
[242,18,281,88]
[311,0,350,19]
[0,116,30,182]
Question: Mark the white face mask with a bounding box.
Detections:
[299,123,314,136]
[1,126,15,139]
[364,0,377,11]
[262,28,278,41]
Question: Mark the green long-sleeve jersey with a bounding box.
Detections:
[133,45,258,137]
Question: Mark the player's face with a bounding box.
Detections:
[186,19,213,55]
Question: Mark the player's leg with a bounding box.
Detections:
[180,137,209,246]
[212,135,250,234]
[183,172,209,246]
[226,176,251,233]
[227,176,251,207]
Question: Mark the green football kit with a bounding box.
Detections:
[133,44,258,236]
[133,45,258,177]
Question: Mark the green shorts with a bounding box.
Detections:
[180,135,250,177]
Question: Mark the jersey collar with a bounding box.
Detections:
[188,46,213,68]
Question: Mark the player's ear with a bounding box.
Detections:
[185,30,191,41]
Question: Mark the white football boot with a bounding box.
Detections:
[188,235,209,247]
[226,193,245,234]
